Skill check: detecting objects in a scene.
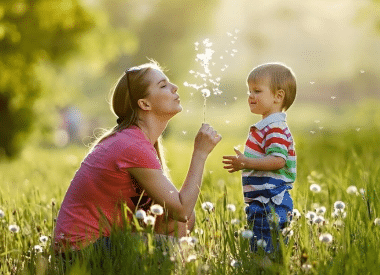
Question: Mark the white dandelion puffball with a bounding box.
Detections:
[230,259,240,267]
[231,218,240,225]
[359,188,365,195]
[313,215,325,225]
[186,254,197,262]
[332,210,346,219]
[33,245,43,253]
[144,215,156,226]
[306,211,317,221]
[292,209,301,220]
[334,201,346,210]
[257,239,267,248]
[150,204,164,216]
[201,201,214,211]
[316,206,326,215]
[374,218,380,226]
[310,184,321,193]
[39,235,49,243]
[301,264,313,272]
[135,209,147,220]
[0,209,4,218]
[319,233,333,244]
[9,224,20,233]
[227,204,236,212]
[241,230,254,239]
[346,185,358,195]
[195,228,204,235]
[201,89,211,98]
[282,227,294,237]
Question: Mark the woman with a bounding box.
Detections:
[53,62,221,252]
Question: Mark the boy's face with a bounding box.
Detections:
[247,78,278,118]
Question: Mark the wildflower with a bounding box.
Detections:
[201,202,214,211]
[39,235,49,243]
[306,211,317,221]
[312,215,325,225]
[319,233,333,244]
[0,209,4,218]
[231,219,240,225]
[315,206,326,215]
[346,186,358,195]
[257,239,267,248]
[230,259,240,267]
[227,204,236,212]
[150,204,164,216]
[301,263,313,272]
[292,209,301,220]
[194,228,204,235]
[186,254,197,262]
[135,209,147,220]
[33,245,43,253]
[310,184,321,193]
[333,201,345,211]
[9,224,20,233]
[144,215,156,226]
[374,218,380,226]
[282,227,294,237]
[359,188,365,195]
[333,220,344,228]
[241,230,254,239]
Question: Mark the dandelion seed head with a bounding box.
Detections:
[310,183,321,193]
[201,89,211,98]
[313,215,325,225]
[333,220,344,227]
[0,209,4,218]
[150,204,164,216]
[346,185,358,195]
[282,227,294,237]
[135,209,146,220]
[374,218,380,226]
[227,204,236,212]
[319,233,333,244]
[241,230,254,239]
[231,218,240,225]
[257,239,267,248]
[315,206,326,215]
[33,245,43,253]
[334,201,345,210]
[292,209,301,220]
[306,211,317,221]
[201,201,214,211]
[186,254,197,262]
[144,215,156,225]
[195,228,204,235]
[301,264,313,271]
[9,224,20,233]
[39,235,49,243]
[230,259,240,267]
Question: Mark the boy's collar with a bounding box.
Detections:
[252,112,286,130]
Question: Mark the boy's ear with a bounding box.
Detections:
[274,89,285,104]
[137,98,151,111]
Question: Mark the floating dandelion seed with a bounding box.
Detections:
[33,245,43,253]
[234,97,237,100]
[0,209,4,218]
[310,131,316,134]
[374,218,380,226]
[331,96,336,99]
[227,204,236,212]
[150,204,164,216]
[225,120,230,124]
[201,201,214,211]
[360,70,365,73]
[135,209,147,220]
[241,230,254,239]
[9,224,20,233]
[310,81,315,84]
[182,131,187,135]
[39,235,49,243]
[346,185,358,195]
[257,239,267,248]
[356,128,361,132]
[310,183,321,193]
[319,233,333,244]
[144,215,156,225]
[334,201,345,210]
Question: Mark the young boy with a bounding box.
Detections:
[222,63,296,253]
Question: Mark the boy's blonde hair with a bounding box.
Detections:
[247,62,296,111]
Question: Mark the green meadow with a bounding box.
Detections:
[1,101,380,274]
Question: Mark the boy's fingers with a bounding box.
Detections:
[234,148,242,155]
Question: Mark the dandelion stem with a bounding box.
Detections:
[203,96,207,123]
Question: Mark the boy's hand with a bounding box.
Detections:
[222,148,246,173]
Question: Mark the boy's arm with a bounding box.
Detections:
[222,148,286,173]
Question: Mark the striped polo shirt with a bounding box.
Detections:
[242,112,296,205]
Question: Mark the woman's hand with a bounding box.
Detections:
[222,148,246,173]
[193,124,222,158]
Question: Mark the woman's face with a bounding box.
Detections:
[144,69,182,118]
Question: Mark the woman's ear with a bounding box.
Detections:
[274,89,285,104]
[137,99,151,111]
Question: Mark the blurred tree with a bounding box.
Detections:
[0,0,93,158]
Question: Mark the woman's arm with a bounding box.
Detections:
[128,124,221,222]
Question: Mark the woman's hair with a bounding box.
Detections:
[87,61,168,172]
[247,62,296,111]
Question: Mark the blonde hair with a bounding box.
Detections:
[247,62,296,111]
[87,61,168,171]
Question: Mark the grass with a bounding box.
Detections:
[1,121,380,274]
